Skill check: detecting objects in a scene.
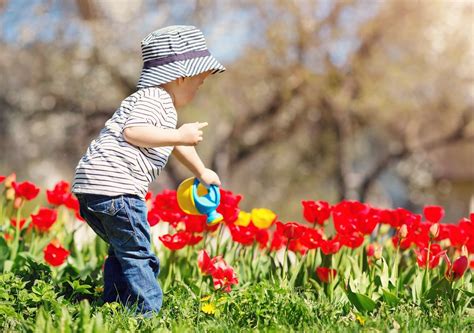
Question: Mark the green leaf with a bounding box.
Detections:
[424,277,452,302]
[289,253,308,288]
[347,284,377,313]
[382,288,399,306]
[3,259,13,273]
[460,289,474,297]
[0,236,9,260]
[379,258,390,289]
[412,270,424,304]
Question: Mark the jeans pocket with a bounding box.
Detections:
[107,206,138,247]
[86,195,125,216]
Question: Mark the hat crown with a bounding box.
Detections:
[141,25,207,62]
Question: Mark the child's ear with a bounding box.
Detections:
[176,77,185,86]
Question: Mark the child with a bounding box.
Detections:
[71,25,225,318]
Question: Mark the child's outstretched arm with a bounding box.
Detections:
[173,145,221,188]
[123,122,208,148]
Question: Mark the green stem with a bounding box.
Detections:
[0,192,5,226]
[282,242,289,283]
[9,203,23,263]
[215,225,223,256]
[165,251,175,291]
[196,273,204,323]
[250,242,257,281]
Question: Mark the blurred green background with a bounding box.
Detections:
[0,0,473,221]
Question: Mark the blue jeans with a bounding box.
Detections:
[75,193,163,317]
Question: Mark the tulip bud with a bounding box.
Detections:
[4,173,16,188]
[461,245,468,258]
[399,224,408,239]
[5,188,15,201]
[429,223,440,239]
[145,200,153,211]
[13,197,23,209]
[452,256,468,280]
[366,244,375,257]
[374,244,383,260]
[175,221,186,231]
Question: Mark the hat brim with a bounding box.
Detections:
[137,54,225,89]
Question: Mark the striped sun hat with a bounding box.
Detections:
[137,25,226,89]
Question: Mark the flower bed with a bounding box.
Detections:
[0,173,472,331]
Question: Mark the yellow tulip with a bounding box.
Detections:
[234,211,251,227]
[251,208,276,229]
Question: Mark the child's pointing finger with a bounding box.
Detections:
[198,122,208,129]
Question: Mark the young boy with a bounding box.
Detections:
[71,25,225,318]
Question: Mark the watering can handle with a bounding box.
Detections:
[192,178,220,206]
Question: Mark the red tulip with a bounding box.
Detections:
[333,211,358,235]
[229,225,254,245]
[423,205,444,224]
[288,238,308,255]
[229,224,256,246]
[217,204,240,224]
[281,222,306,239]
[300,228,323,249]
[415,243,445,269]
[320,239,341,255]
[147,208,161,227]
[159,231,191,250]
[10,218,30,230]
[187,233,203,246]
[451,256,468,280]
[43,241,70,266]
[152,190,181,212]
[158,210,184,227]
[217,189,242,224]
[302,200,331,225]
[444,254,468,281]
[145,191,153,201]
[197,250,215,275]
[46,181,70,206]
[339,232,365,249]
[0,175,5,183]
[379,209,399,227]
[316,267,337,283]
[183,215,207,233]
[64,194,79,211]
[12,181,40,201]
[31,208,57,232]
[255,228,269,249]
[211,256,238,292]
[356,210,379,235]
[219,189,242,206]
[270,225,288,251]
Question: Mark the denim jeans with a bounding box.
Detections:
[75,193,163,317]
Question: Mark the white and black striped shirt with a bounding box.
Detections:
[72,87,177,199]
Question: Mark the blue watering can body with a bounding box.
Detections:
[177,177,223,226]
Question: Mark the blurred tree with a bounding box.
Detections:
[0,0,472,220]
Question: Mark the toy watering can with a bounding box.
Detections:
[177,177,223,226]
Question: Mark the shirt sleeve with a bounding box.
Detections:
[123,97,176,130]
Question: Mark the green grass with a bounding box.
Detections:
[0,271,472,333]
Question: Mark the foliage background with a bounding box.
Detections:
[0,0,473,221]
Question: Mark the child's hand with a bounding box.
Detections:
[177,122,208,146]
[198,168,221,188]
